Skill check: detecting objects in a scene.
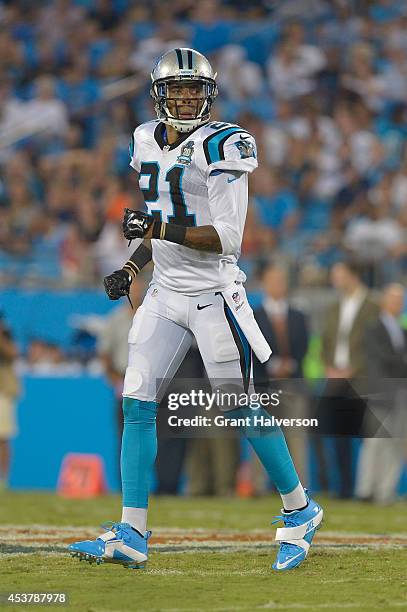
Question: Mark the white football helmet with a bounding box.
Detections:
[150,48,218,133]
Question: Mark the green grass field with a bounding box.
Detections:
[1,493,406,611]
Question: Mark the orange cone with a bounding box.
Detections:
[58,453,107,498]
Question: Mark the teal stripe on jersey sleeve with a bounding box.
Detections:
[129,134,135,159]
[206,127,243,164]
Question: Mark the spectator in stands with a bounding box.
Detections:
[267,23,326,100]
[344,196,405,284]
[355,283,407,504]
[332,166,369,230]
[129,21,188,78]
[341,42,387,112]
[217,45,263,102]
[215,45,265,119]
[380,46,407,105]
[0,313,19,490]
[1,77,68,156]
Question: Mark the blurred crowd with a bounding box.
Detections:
[0,0,406,288]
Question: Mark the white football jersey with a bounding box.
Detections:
[129,119,257,295]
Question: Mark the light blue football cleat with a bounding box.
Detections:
[272,493,323,571]
[68,522,151,570]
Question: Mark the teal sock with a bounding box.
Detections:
[121,397,158,508]
[225,406,300,494]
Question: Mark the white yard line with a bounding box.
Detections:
[0,526,406,556]
[1,526,406,539]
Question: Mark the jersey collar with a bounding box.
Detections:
[154,122,201,151]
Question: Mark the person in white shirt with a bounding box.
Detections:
[320,261,379,498]
[0,76,68,147]
[355,284,407,504]
[267,24,326,101]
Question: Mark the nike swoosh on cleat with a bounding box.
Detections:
[197,304,212,310]
[275,550,304,570]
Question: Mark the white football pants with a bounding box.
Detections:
[123,282,252,403]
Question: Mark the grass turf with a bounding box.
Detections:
[0,493,406,611]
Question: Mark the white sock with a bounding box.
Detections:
[121,507,147,534]
[280,483,307,511]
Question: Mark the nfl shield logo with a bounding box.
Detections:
[232,291,240,304]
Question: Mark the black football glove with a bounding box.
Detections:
[123,208,154,241]
[103,269,132,301]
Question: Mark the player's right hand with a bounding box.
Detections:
[103,269,132,300]
[123,208,154,240]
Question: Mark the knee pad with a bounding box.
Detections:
[125,347,162,401]
[123,366,144,397]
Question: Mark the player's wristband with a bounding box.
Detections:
[152,221,186,245]
[123,244,152,277]
[123,262,138,279]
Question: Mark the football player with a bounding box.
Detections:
[69,48,323,571]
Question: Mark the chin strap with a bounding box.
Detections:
[166,119,202,133]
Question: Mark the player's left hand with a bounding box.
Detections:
[123,208,154,240]
[103,269,132,300]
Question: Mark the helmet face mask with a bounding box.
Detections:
[150,49,218,133]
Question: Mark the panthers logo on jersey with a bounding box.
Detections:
[234,135,256,159]
[176,141,194,165]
